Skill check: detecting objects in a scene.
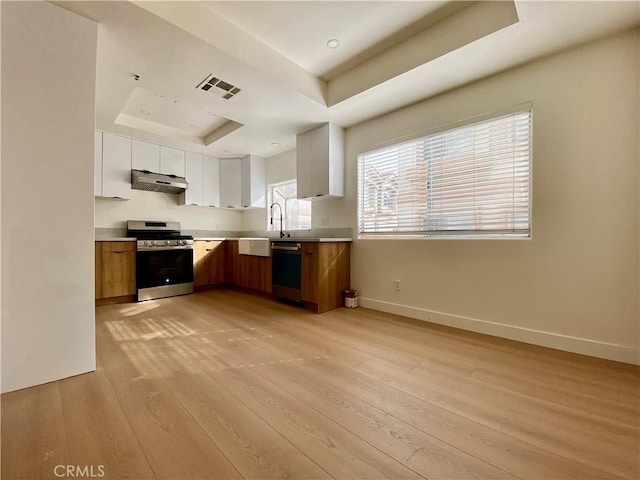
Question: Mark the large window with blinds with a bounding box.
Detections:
[358,109,532,239]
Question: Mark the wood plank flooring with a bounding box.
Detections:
[2,289,639,479]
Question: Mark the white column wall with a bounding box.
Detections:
[1,2,98,392]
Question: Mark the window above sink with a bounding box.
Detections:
[268,180,311,231]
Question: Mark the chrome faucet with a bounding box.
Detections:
[270,202,286,238]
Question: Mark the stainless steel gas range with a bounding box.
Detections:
[126,220,194,301]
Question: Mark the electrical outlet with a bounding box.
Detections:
[394,280,401,291]
[214,223,219,230]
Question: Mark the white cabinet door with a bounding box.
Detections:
[160,146,185,177]
[296,127,313,199]
[327,123,344,197]
[94,130,103,196]
[311,124,330,197]
[102,132,131,199]
[132,139,160,172]
[241,155,266,208]
[203,156,220,207]
[181,152,204,206]
[296,123,343,199]
[219,158,242,208]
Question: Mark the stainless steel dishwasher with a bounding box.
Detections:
[271,242,302,303]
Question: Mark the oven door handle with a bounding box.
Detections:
[271,244,301,252]
[137,246,194,252]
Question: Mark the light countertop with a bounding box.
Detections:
[96,236,352,242]
[193,237,233,241]
[216,238,352,243]
[271,238,352,242]
[95,237,136,242]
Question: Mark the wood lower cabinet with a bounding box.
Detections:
[301,243,319,303]
[194,240,225,287]
[302,242,350,313]
[225,240,271,293]
[95,242,102,299]
[95,241,136,301]
[94,239,348,312]
[237,254,272,293]
[224,240,239,284]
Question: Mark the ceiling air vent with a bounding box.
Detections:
[196,74,241,100]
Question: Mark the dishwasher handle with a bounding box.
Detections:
[271,243,301,252]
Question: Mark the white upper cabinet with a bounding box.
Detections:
[101,132,131,200]
[296,128,313,200]
[94,130,103,196]
[180,152,204,206]
[132,139,160,172]
[203,156,220,208]
[179,154,221,208]
[296,123,344,199]
[219,158,242,208]
[241,155,266,208]
[160,146,185,177]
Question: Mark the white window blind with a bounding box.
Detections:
[358,110,532,238]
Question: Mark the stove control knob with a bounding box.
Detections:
[144,241,149,246]
[165,240,170,245]
[180,240,187,245]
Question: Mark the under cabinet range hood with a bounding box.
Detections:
[131,169,188,194]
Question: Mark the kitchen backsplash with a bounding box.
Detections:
[95,226,352,240]
[240,227,353,239]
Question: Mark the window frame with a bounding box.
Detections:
[357,104,533,240]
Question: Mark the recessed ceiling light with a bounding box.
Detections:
[270,142,281,148]
[189,124,199,130]
[140,109,151,115]
[326,38,340,49]
[153,91,166,98]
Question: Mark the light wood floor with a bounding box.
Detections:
[2,289,639,479]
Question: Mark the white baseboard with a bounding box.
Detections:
[359,297,640,365]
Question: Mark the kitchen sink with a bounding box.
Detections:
[238,238,271,257]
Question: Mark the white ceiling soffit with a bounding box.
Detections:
[203,1,460,79]
[327,1,519,106]
[329,1,640,127]
[135,1,519,107]
[53,0,329,158]
[131,0,327,106]
[118,86,242,144]
[53,1,639,158]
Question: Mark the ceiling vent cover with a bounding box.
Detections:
[196,74,242,100]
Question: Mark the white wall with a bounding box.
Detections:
[95,192,242,231]
[0,0,3,390]
[315,30,640,363]
[1,2,98,392]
